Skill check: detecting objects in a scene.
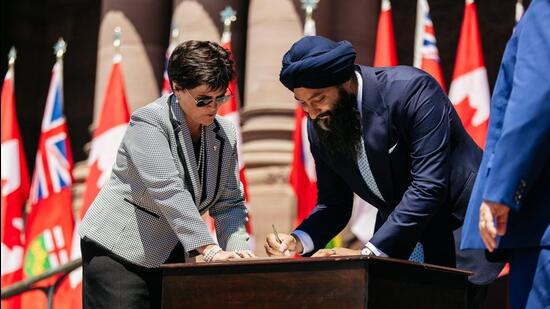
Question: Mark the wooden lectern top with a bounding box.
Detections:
[161,255,472,309]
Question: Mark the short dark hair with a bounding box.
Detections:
[167,40,235,91]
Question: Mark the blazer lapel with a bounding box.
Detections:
[200,119,225,210]
[169,95,202,205]
[359,66,395,206]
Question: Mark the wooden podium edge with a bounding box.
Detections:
[161,255,473,276]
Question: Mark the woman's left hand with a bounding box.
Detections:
[312,247,361,257]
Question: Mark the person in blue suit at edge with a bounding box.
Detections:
[264,35,503,308]
[461,1,550,308]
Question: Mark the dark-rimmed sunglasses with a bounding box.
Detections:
[183,87,233,107]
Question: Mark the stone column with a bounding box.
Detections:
[172,0,220,43]
[75,0,171,214]
[243,0,304,252]
[93,0,170,119]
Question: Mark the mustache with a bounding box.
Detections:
[313,111,333,131]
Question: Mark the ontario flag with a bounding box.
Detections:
[448,0,490,149]
[413,0,446,91]
[373,0,398,67]
[1,50,30,309]
[22,56,75,309]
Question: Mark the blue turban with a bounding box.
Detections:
[279,36,357,91]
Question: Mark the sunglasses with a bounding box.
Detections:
[183,87,233,107]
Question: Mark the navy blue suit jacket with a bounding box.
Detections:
[461,0,550,252]
[296,65,501,284]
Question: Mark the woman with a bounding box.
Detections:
[79,40,254,308]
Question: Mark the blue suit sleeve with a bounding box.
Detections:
[483,1,550,210]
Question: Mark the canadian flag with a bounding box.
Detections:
[1,50,30,309]
[22,47,75,309]
[448,0,490,149]
[373,0,398,67]
[414,0,446,91]
[67,52,130,309]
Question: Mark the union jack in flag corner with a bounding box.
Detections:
[22,44,75,309]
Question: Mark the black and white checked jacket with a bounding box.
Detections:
[79,95,249,267]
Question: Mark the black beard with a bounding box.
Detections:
[313,88,362,159]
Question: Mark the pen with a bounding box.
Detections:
[272,224,282,244]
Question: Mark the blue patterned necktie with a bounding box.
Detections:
[409,243,424,263]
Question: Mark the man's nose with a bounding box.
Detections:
[302,104,320,119]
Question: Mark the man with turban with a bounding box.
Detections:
[265,36,502,302]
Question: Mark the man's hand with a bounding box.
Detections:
[264,233,303,256]
[311,247,361,257]
[479,201,510,252]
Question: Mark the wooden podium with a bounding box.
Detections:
[161,256,471,309]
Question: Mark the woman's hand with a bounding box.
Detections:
[199,244,257,262]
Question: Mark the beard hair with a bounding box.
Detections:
[313,87,362,159]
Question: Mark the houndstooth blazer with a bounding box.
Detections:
[79,94,249,268]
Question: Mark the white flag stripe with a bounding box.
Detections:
[58,250,69,265]
[43,229,55,252]
[46,132,72,193]
[48,253,59,268]
[69,220,83,288]
[30,153,49,203]
[53,225,65,248]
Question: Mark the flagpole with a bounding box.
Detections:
[170,24,180,46]
[8,47,16,68]
[113,27,122,63]
[301,0,319,36]
[54,37,67,61]
[220,6,236,44]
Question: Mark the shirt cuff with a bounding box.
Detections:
[291,230,314,255]
[366,242,388,257]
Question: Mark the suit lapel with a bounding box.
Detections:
[169,95,202,205]
[359,66,395,206]
[200,119,225,209]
